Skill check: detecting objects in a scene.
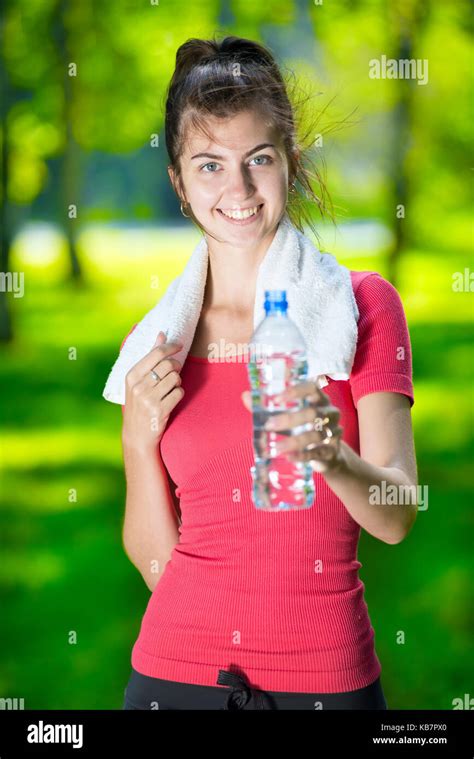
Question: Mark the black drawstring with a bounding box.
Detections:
[216,668,266,710]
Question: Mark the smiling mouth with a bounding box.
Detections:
[217,204,264,221]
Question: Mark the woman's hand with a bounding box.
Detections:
[241,377,344,473]
[122,331,185,452]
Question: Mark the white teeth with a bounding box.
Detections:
[220,205,261,220]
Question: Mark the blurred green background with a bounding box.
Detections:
[0,0,472,709]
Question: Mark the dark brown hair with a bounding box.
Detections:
[164,35,342,242]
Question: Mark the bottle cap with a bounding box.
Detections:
[264,290,288,314]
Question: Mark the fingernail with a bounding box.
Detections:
[264,419,275,430]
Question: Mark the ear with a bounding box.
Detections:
[168,165,184,202]
[168,165,178,194]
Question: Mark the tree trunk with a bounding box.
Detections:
[56,0,83,282]
[387,0,430,286]
[0,8,13,341]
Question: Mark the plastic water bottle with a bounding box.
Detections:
[247,290,316,511]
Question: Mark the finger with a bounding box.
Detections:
[128,352,182,394]
[158,384,186,419]
[127,333,183,385]
[276,377,329,405]
[274,423,342,455]
[151,330,167,351]
[130,384,185,435]
[130,361,182,401]
[287,445,339,473]
[265,404,339,433]
[149,369,183,401]
[149,357,183,381]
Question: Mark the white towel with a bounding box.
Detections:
[102,211,359,405]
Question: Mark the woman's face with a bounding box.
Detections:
[169,109,290,247]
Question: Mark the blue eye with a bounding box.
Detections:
[200,155,273,172]
[201,162,220,172]
[250,155,272,165]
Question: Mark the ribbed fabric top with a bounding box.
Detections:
[123,270,415,693]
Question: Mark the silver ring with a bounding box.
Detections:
[150,369,159,382]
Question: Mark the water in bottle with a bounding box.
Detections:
[247,289,316,511]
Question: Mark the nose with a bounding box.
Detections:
[225,164,256,202]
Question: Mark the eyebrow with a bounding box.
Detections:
[190,142,276,161]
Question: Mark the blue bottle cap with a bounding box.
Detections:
[264,290,288,314]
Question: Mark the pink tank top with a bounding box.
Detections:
[121,270,414,693]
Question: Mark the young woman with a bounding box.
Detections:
[119,36,417,710]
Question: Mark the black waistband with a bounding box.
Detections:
[216,668,266,710]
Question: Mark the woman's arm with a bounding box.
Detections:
[122,438,181,592]
[118,330,185,591]
[323,391,418,545]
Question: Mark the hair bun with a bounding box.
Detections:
[174,36,275,83]
[173,38,217,80]
[218,36,276,68]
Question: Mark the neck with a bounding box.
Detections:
[203,224,279,312]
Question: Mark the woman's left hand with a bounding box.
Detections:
[241,377,344,473]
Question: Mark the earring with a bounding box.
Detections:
[180,201,191,217]
[289,182,296,193]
